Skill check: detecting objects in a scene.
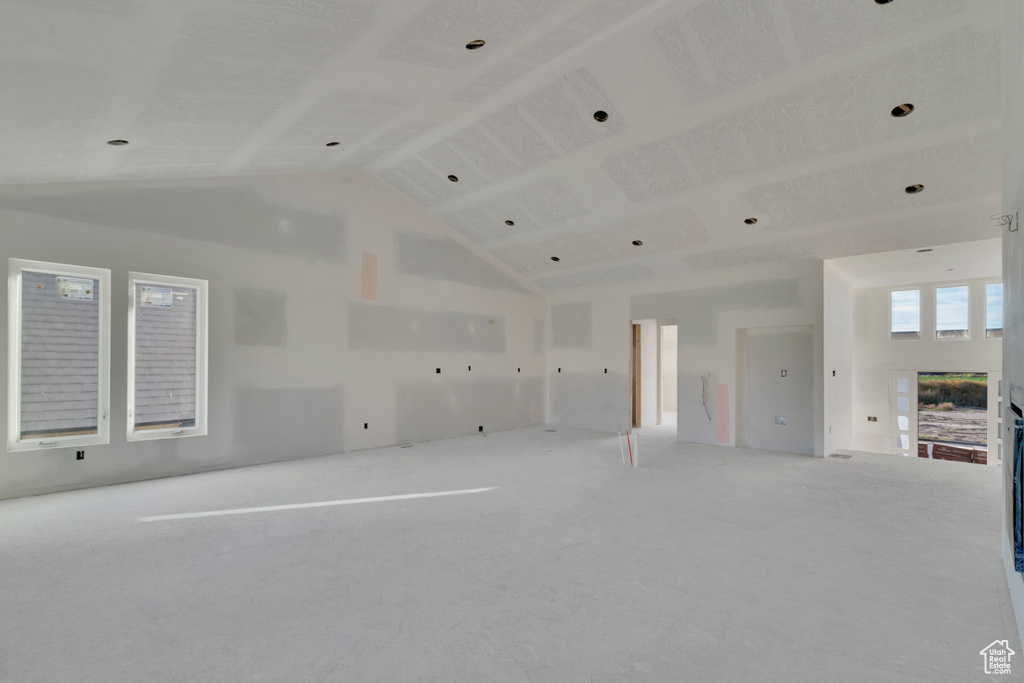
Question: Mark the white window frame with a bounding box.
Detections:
[7,258,111,451]
[127,272,208,442]
[985,281,1003,340]
[889,288,921,341]
[934,283,971,341]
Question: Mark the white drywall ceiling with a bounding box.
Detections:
[829,238,1002,289]
[0,0,1002,291]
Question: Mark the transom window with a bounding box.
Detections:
[890,289,921,340]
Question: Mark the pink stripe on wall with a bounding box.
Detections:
[715,384,729,444]
[361,251,377,301]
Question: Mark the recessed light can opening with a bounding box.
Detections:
[891,103,914,117]
[106,139,129,146]
[466,40,485,50]
[505,220,515,226]
[632,240,643,246]
[905,184,924,194]
[744,217,758,225]
[593,111,609,122]
[448,175,459,182]
[326,141,340,147]
[875,0,893,4]
[550,256,560,262]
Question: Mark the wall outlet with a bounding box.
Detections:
[867,416,878,422]
[76,450,84,461]
[781,370,787,378]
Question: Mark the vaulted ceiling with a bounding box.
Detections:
[0,0,1002,291]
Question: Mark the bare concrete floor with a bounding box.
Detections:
[0,427,1018,682]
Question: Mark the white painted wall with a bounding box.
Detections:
[823,261,854,455]
[849,277,1001,455]
[638,319,658,427]
[661,325,678,413]
[548,259,825,455]
[1001,0,1024,652]
[738,326,815,455]
[0,171,545,499]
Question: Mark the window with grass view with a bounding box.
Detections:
[935,285,969,340]
[918,373,988,463]
[987,283,1003,339]
[890,289,920,340]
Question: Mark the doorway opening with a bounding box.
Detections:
[917,372,989,464]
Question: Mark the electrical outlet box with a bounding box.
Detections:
[76,450,84,460]
[868,416,878,422]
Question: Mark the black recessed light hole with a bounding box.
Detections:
[891,103,914,117]
[448,175,459,182]
[106,139,129,146]
[875,0,893,4]
[632,240,643,246]
[905,184,924,194]
[466,40,485,50]
[326,141,340,147]
[917,248,933,253]
[505,220,515,226]
[744,217,758,225]
[550,256,560,262]
[593,110,609,122]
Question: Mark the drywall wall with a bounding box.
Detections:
[849,277,1001,455]
[0,171,544,499]
[547,290,631,432]
[547,259,824,454]
[661,325,678,412]
[738,327,815,455]
[823,261,854,455]
[638,319,658,427]
[1001,0,1024,650]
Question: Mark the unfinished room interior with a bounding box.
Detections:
[2,0,1024,680]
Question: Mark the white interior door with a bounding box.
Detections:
[889,371,918,457]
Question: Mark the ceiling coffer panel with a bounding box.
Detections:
[381,68,625,206]
[603,26,999,202]
[377,0,571,69]
[440,179,588,244]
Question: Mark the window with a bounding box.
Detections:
[935,285,969,340]
[987,283,1003,339]
[890,289,920,340]
[7,259,110,451]
[127,273,208,441]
